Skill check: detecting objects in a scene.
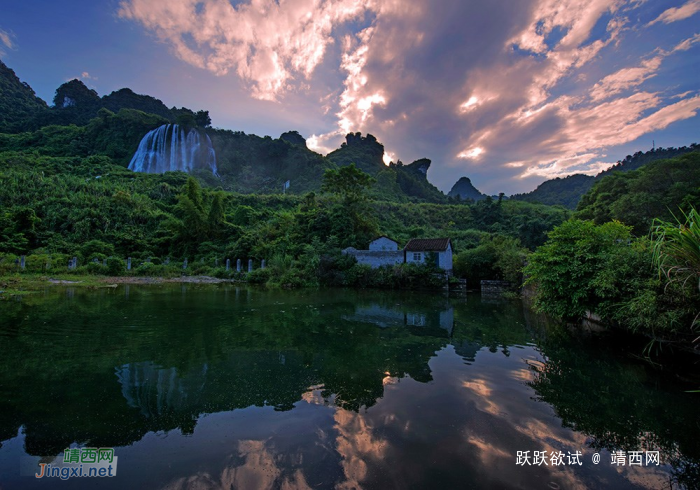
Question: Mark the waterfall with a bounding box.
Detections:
[128,124,218,175]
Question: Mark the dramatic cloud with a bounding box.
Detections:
[120,0,700,194]
[648,0,700,26]
[118,0,377,101]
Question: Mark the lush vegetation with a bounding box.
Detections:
[575,151,700,235]
[2,57,700,355]
[512,145,699,209]
[597,144,699,178]
[511,174,594,209]
[447,176,486,202]
[525,215,700,350]
[0,60,47,133]
[0,145,568,289]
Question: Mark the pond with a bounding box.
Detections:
[0,285,698,489]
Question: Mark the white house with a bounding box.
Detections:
[343,236,454,272]
[404,238,453,272]
[342,237,404,268]
[368,236,399,251]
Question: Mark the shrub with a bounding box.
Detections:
[134,262,160,276]
[317,254,355,286]
[105,257,125,276]
[86,262,107,274]
[248,267,272,284]
[80,240,115,259]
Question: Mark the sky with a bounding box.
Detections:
[1,0,699,195]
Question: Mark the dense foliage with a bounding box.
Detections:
[209,128,334,195]
[512,145,699,209]
[0,140,572,290]
[511,174,594,209]
[2,56,699,348]
[575,151,700,235]
[597,144,699,178]
[0,60,47,133]
[652,208,700,300]
[453,234,527,285]
[525,219,699,349]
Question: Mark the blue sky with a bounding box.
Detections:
[1,0,699,194]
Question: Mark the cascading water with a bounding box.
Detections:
[128,124,218,175]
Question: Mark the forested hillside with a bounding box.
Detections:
[448,177,486,201]
[1,55,698,340]
[575,151,700,235]
[0,60,47,133]
[511,145,699,209]
[597,145,699,178]
[511,174,594,209]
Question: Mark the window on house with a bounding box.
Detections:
[412,252,421,261]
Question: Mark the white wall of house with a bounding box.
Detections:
[404,245,453,271]
[345,239,453,271]
[343,249,404,268]
[439,243,453,271]
[369,237,399,251]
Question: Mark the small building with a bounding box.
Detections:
[368,236,399,251]
[343,236,454,272]
[404,238,453,272]
[342,236,404,268]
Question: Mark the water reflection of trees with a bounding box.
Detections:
[1,286,697,490]
[526,318,700,489]
[0,287,455,456]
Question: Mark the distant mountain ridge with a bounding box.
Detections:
[510,174,595,209]
[0,60,449,202]
[0,60,48,132]
[447,177,486,201]
[511,145,699,209]
[1,57,696,205]
[0,68,211,132]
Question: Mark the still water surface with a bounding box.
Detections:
[0,285,698,489]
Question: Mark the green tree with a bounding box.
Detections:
[524,219,637,321]
[194,110,211,128]
[175,112,197,129]
[453,235,527,284]
[652,207,700,293]
[321,164,379,247]
[575,152,700,235]
[322,163,376,204]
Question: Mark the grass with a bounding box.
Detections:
[0,274,112,297]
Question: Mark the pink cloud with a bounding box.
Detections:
[118,0,376,101]
[648,0,700,26]
[589,34,700,102]
[0,28,15,56]
[505,93,700,179]
[119,0,700,194]
[589,56,663,101]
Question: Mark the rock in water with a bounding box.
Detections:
[128,124,218,175]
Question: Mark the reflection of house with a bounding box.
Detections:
[344,303,454,335]
[343,236,453,272]
[404,238,453,272]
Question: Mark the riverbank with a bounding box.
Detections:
[0,274,238,297]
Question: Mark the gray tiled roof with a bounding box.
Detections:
[404,238,451,252]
